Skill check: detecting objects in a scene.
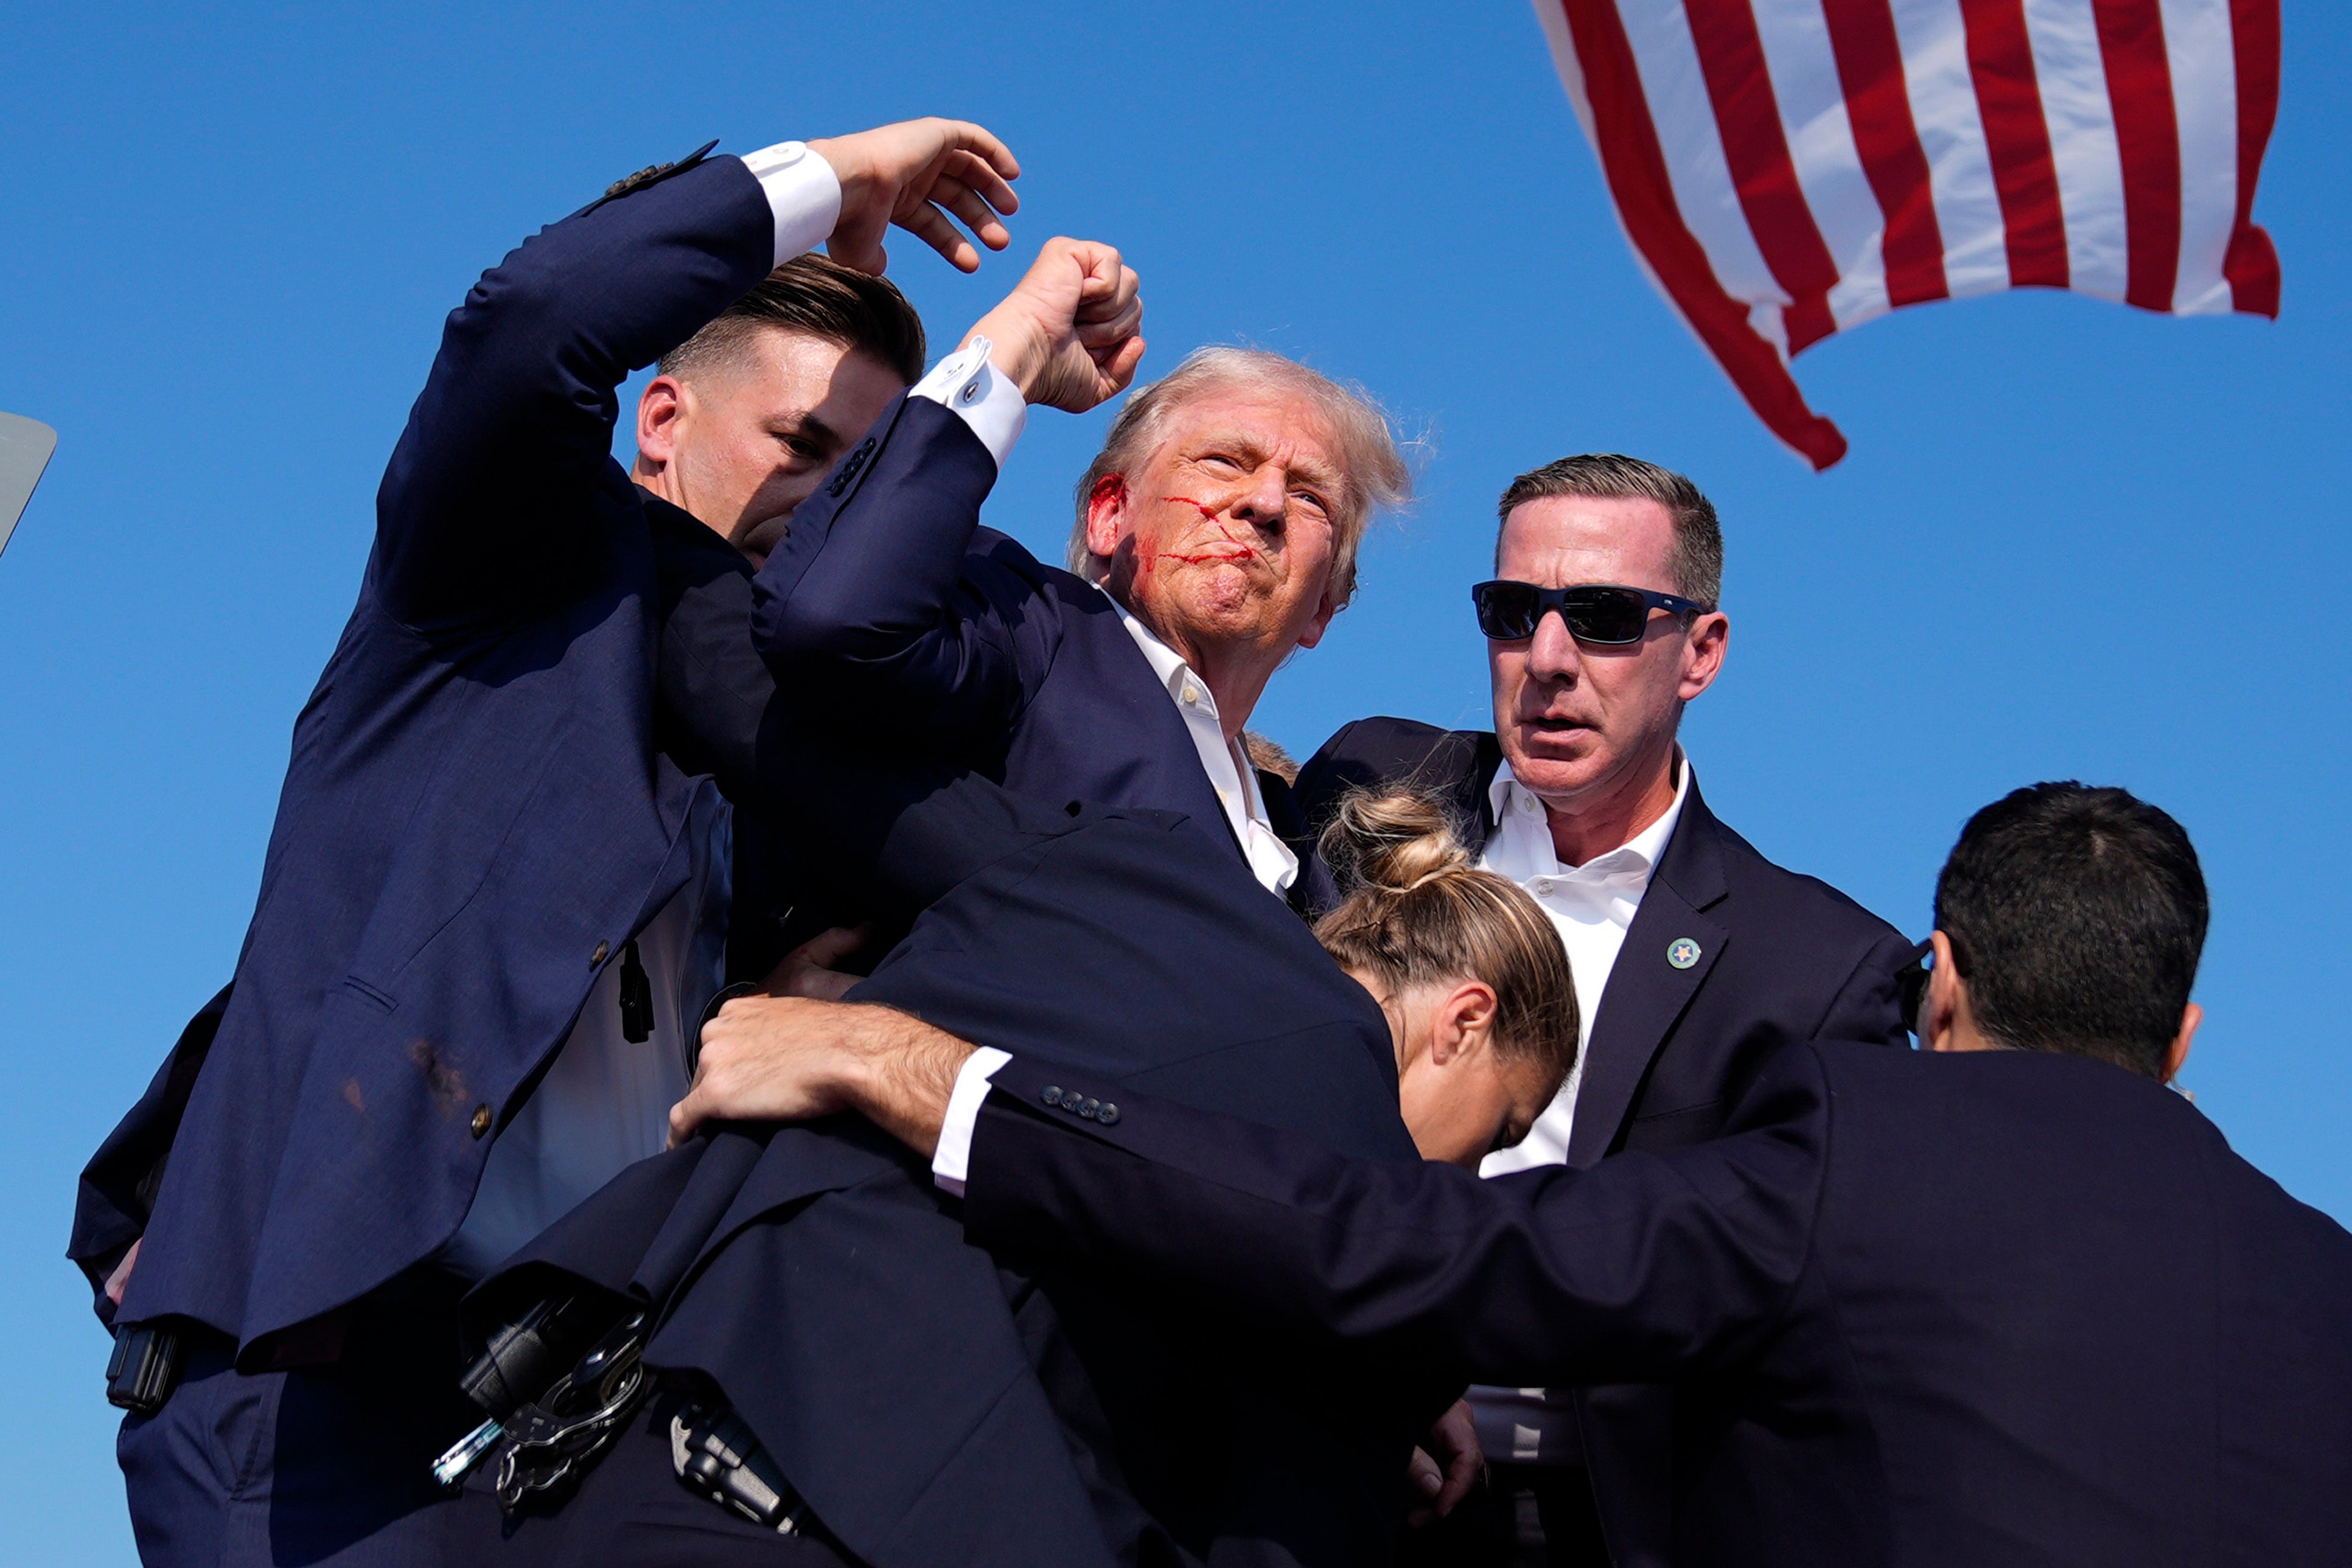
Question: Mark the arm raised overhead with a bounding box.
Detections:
[373,120,1022,630]
[750,238,1144,746]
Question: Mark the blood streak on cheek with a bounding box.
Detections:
[1158,497,1258,565]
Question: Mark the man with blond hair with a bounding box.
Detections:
[754,326,1408,913]
[731,322,1437,1561]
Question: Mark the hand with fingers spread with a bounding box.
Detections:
[763,924,869,1002]
[965,238,1147,414]
[807,118,1022,275]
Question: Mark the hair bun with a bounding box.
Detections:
[1321,789,1471,896]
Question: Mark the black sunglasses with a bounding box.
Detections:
[1470,580,1711,645]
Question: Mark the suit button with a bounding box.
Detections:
[1096,1103,1120,1126]
[1080,1098,1101,1120]
[470,1104,493,1139]
[1041,1086,1064,1108]
[590,941,610,967]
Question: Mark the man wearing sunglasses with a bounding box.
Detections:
[1296,453,1915,1567]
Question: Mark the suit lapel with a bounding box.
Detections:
[1566,786,1731,1168]
[1087,595,1256,871]
[1459,734,1504,860]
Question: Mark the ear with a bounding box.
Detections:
[2162,1002,2202,1085]
[1921,930,1966,1053]
[1083,473,1131,563]
[1678,610,1729,702]
[635,375,689,469]
[1427,980,1498,1067]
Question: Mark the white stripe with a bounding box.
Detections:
[2160,0,2239,314]
[1750,0,1889,330]
[1526,2,1721,354]
[1530,0,1602,148]
[2021,0,2129,301]
[1614,0,1791,319]
[1886,0,2010,296]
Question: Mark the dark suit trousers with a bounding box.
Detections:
[118,1274,476,1568]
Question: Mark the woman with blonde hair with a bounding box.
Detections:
[1313,788,1579,1167]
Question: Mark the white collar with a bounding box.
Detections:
[1114,604,1298,895]
[1488,752,1692,879]
[1117,605,1208,711]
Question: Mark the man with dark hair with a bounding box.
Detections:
[1923,782,2206,1078]
[690,779,2352,1566]
[633,255,929,566]
[66,116,1145,1567]
[1295,453,1911,1563]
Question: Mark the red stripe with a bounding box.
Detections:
[1958,0,2068,288]
[2224,0,2281,316]
[2091,0,2182,312]
[1821,0,1949,306]
[1684,0,1841,349]
[1552,0,1847,467]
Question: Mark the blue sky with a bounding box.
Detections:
[4,4,2345,1560]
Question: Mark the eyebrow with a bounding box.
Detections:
[772,411,844,451]
[1182,428,1344,495]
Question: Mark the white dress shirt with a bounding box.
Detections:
[445,147,1032,1275]
[1467,753,1690,1467]
[738,141,843,268]
[1115,610,1300,897]
[444,789,733,1277]
[1477,755,1690,1176]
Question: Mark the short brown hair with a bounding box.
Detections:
[659,254,927,388]
[1496,453,1723,610]
[1314,789,1578,1095]
[1068,347,1410,610]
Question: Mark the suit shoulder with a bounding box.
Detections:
[1699,810,1904,949]
[966,528,1115,611]
[1297,718,1498,814]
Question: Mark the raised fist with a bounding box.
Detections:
[966,238,1146,415]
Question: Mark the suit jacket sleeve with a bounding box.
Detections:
[961,1047,1829,1389]
[372,155,778,629]
[750,395,1038,750]
[1814,928,1917,1048]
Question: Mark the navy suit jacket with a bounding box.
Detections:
[470,755,1425,1567]
[1296,719,1913,1167]
[79,152,788,1359]
[750,403,1338,915]
[963,1040,2352,1568]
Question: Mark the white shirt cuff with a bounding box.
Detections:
[738,141,843,268]
[908,336,1028,470]
[931,1046,1014,1197]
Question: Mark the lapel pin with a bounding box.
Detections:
[1666,936,1701,970]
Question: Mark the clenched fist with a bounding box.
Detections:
[965,238,1146,414]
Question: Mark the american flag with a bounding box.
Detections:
[1532,0,2282,468]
